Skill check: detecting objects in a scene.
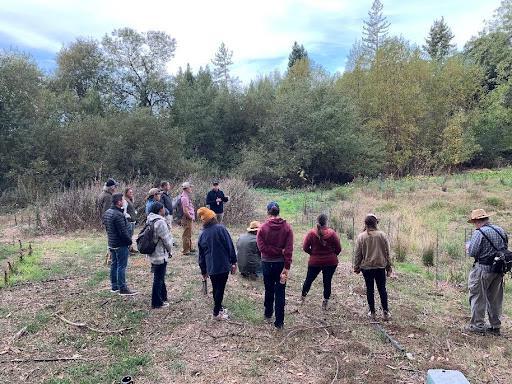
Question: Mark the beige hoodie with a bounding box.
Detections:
[354,229,391,270]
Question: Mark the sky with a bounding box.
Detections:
[0,0,502,82]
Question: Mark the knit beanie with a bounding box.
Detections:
[197,207,216,224]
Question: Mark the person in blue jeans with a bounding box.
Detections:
[256,202,293,329]
[103,193,138,296]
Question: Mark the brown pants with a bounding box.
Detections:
[181,217,193,254]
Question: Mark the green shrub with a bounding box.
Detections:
[445,241,462,259]
[422,246,435,268]
[485,196,505,208]
[394,243,407,262]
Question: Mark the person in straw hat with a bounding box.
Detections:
[466,208,508,335]
[145,187,162,215]
[197,207,237,320]
[237,221,262,280]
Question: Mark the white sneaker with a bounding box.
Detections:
[214,311,229,321]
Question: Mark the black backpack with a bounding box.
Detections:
[136,218,159,255]
[478,226,512,274]
[172,195,184,223]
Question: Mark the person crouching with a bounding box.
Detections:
[197,207,237,320]
[147,202,173,309]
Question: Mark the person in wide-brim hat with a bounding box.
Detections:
[247,221,261,232]
[467,208,494,223]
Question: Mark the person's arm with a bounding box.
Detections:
[302,232,313,254]
[222,227,237,267]
[353,235,363,272]
[283,226,293,270]
[116,214,132,246]
[158,220,173,256]
[181,195,192,220]
[383,234,392,271]
[468,231,482,259]
[332,232,342,255]
[198,234,207,276]
[205,191,216,207]
[221,191,228,202]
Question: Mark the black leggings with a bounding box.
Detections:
[210,272,229,316]
[362,268,388,313]
[301,265,337,300]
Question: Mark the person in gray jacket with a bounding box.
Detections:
[237,221,262,279]
[146,202,173,309]
[466,208,508,335]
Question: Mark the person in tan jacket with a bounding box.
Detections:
[353,214,392,321]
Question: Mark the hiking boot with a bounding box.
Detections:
[367,311,377,321]
[486,326,501,336]
[274,323,284,331]
[214,311,229,321]
[383,311,391,322]
[119,288,139,296]
[152,302,170,309]
[110,288,120,293]
[264,316,273,324]
[463,324,485,334]
[322,299,328,310]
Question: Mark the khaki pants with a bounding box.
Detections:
[468,264,503,329]
[181,217,193,254]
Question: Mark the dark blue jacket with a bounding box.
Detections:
[206,189,228,214]
[198,222,237,276]
[103,206,132,248]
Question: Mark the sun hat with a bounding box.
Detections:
[147,188,162,198]
[247,221,261,232]
[197,207,216,224]
[106,178,118,187]
[468,209,493,223]
[182,181,193,189]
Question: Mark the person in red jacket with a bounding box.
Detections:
[256,201,293,329]
[300,214,342,310]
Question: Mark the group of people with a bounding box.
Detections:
[97,177,509,334]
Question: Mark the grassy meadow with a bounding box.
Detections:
[0,168,512,383]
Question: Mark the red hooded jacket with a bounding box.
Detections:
[256,217,293,269]
[303,227,341,267]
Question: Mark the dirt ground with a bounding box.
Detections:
[0,219,511,384]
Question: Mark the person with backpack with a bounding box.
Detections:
[466,209,508,335]
[103,193,137,296]
[180,182,195,255]
[353,214,392,321]
[300,214,342,310]
[197,207,237,320]
[142,201,173,309]
[257,202,293,329]
[206,181,229,223]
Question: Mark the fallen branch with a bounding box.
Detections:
[371,323,405,352]
[0,355,84,364]
[54,313,132,334]
[277,324,349,347]
[330,355,339,384]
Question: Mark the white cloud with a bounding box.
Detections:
[0,0,503,82]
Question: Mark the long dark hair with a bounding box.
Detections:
[317,214,328,246]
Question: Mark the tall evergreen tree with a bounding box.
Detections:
[362,0,391,56]
[423,17,455,62]
[211,42,234,88]
[288,42,308,68]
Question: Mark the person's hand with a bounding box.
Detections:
[386,267,392,277]
[202,274,208,280]
[354,267,361,274]
[231,264,237,274]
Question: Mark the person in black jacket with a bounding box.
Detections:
[197,207,237,320]
[160,181,174,230]
[205,181,229,223]
[103,193,138,296]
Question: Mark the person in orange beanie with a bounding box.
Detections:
[197,207,237,320]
